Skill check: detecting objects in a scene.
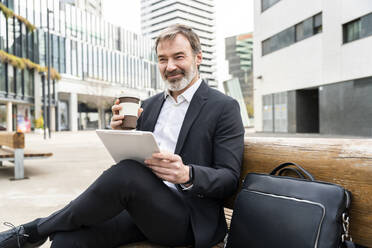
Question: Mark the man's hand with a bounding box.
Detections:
[144,152,190,185]
[110,99,143,130]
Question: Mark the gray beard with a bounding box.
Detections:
[164,66,196,92]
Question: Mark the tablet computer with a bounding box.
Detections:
[96,129,160,163]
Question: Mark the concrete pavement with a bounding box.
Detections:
[0,131,114,247]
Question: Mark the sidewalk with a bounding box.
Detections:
[0,131,113,247]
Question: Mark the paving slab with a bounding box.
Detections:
[0,131,113,247]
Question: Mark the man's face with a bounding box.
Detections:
[157,34,202,92]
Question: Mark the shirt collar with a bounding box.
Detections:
[163,78,202,103]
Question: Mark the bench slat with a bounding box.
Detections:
[0,132,24,149]
[0,148,53,159]
[24,150,53,158]
[0,147,14,158]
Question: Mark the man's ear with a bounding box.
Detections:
[196,51,202,66]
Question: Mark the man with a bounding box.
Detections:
[0,24,244,248]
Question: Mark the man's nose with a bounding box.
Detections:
[166,60,177,71]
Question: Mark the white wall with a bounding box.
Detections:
[253,0,372,131]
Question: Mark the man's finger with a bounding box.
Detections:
[145,158,171,168]
[110,120,123,127]
[111,99,121,114]
[152,152,179,162]
[112,105,122,115]
[148,165,173,176]
[112,115,125,121]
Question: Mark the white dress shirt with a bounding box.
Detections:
[153,78,202,189]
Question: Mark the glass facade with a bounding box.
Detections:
[0,62,5,93]
[262,12,322,56]
[51,2,160,89]
[1,0,160,101]
[225,33,254,119]
[1,0,161,132]
[0,0,37,101]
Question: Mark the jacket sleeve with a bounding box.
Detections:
[183,99,245,199]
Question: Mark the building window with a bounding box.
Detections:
[8,65,14,94]
[262,26,295,55]
[65,38,71,74]
[88,45,93,77]
[0,62,5,93]
[343,12,372,43]
[116,27,121,51]
[27,30,33,60]
[0,103,6,128]
[60,37,66,73]
[77,42,82,77]
[295,16,315,42]
[261,0,280,12]
[313,13,322,34]
[16,68,22,96]
[262,12,322,56]
[0,11,6,50]
[24,69,32,98]
[52,35,59,71]
[24,68,30,97]
[71,40,77,76]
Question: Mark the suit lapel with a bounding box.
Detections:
[144,94,165,132]
[175,81,208,154]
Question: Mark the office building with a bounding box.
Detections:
[253,0,372,136]
[0,0,161,132]
[223,78,250,127]
[225,32,253,120]
[140,0,217,87]
[70,0,103,17]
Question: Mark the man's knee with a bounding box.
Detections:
[93,159,156,194]
[110,159,153,182]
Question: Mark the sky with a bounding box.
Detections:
[102,0,254,86]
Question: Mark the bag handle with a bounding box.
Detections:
[270,162,315,181]
[278,167,306,179]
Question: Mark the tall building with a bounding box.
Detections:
[0,0,162,132]
[254,0,372,136]
[225,33,253,119]
[140,0,217,87]
[67,0,103,17]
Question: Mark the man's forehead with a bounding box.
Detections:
[157,34,192,54]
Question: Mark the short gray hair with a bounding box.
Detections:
[155,24,201,55]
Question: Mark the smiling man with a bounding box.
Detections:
[157,30,201,94]
[0,24,244,248]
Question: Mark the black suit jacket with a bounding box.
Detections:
[137,81,245,248]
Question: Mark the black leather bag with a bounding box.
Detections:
[226,162,354,248]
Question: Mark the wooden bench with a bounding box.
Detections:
[118,136,372,248]
[0,132,53,180]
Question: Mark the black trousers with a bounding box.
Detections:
[36,160,194,248]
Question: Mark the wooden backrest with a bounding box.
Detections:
[0,132,24,149]
[224,137,372,247]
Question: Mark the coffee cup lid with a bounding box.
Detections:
[118,92,140,99]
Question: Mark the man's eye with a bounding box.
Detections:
[176,56,184,59]
[159,58,167,63]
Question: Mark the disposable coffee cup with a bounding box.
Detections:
[118,93,140,130]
